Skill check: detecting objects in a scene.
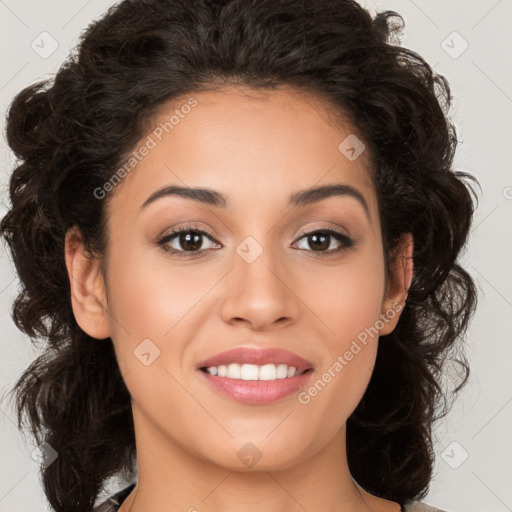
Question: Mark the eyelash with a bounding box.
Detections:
[157,225,354,258]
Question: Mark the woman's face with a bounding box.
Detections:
[68,85,410,472]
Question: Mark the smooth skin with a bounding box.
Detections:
[65,85,413,512]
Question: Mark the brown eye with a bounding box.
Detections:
[158,227,221,256]
[294,229,353,253]
[176,231,203,251]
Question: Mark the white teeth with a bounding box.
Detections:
[260,363,277,380]
[240,364,259,380]
[276,364,288,379]
[204,363,301,380]
[227,363,241,379]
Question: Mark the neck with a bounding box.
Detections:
[119,403,400,512]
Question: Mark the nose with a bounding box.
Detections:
[220,242,300,331]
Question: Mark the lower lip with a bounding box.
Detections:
[199,369,313,404]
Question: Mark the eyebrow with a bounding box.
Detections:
[140,183,370,218]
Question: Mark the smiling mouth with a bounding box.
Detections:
[199,363,313,381]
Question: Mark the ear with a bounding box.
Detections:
[379,232,414,336]
[64,227,111,339]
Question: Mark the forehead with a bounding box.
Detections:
[106,85,378,220]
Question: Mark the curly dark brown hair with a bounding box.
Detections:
[0,0,477,511]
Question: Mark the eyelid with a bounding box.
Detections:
[293,223,351,242]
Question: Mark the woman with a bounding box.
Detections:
[0,0,477,511]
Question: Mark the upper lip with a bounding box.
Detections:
[197,347,314,372]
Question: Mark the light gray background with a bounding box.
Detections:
[0,1,511,511]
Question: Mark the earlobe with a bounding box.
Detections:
[379,233,414,336]
[64,227,111,339]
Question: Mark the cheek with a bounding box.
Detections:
[105,241,218,342]
[104,245,212,444]
[297,249,384,409]
[303,248,386,341]
[104,241,228,412]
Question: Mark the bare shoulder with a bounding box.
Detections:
[403,500,448,512]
